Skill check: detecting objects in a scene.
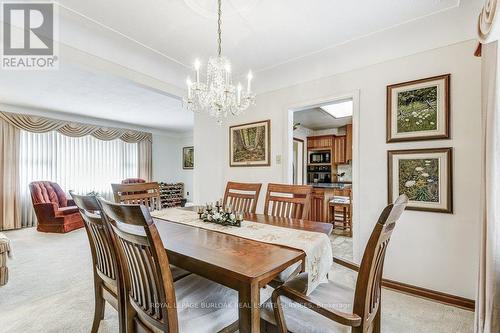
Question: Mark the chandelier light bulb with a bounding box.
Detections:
[237,83,242,105]
[194,59,201,83]
[247,70,253,93]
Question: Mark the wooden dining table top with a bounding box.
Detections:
[153,211,332,283]
[153,208,333,333]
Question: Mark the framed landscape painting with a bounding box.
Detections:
[182,146,194,169]
[386,74,450,142]
[388,148,452,213]
[229,120,270,167]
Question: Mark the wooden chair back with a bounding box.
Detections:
[111,182,161,211]
[264,183,312,219]
[223,181,262,214]
[353,194,408,332]
[98,198,179,333]
[70,192,119,287]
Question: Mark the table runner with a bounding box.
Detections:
[151,208,332,294]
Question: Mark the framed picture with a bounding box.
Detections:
[229,120,270,167]
[182,146,194,169]
[388,148,453,213]
[386,74,450,142]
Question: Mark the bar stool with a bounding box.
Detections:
[328,194,352,237]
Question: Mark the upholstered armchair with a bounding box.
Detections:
[29,181,84,233]
[121,178,145,184]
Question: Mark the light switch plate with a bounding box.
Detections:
[276,154,281,165]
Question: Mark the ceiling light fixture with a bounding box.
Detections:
[320,100,353,119]
[183,0,255,123]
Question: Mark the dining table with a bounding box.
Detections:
[153,208,333,333]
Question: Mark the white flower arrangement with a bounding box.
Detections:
[197,204,243,227]
[405,180,416,187]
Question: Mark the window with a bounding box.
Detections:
[19,130,138,227]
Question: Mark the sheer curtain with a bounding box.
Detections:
[19,130,138,227]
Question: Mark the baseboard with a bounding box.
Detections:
[381,279,475,311]
[332,257,475,311]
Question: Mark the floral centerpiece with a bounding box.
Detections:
[197,200,244,227]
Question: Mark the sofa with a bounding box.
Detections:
[29,181,84,233]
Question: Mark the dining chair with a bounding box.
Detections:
[264,183,312,288]
[98,198,239,333]
[111,182,161,211]
[70,192,125,333]
[261,194,409,333]
[223,181,262,214]
[264,183,313,220]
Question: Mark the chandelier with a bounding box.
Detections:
[183,0,255,122]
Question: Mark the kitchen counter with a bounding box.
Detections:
[308,183,352,222]
[308,182,352,189]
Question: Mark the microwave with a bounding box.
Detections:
[309,152,330,164]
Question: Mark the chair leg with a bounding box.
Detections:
[373,303,381,333]
[91,284,105,333]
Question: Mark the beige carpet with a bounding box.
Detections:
[0,227,474,333]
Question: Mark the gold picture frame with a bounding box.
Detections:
[229,120,271,167]
[182,146,194,169]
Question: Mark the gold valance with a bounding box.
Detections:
[0,111,152,143]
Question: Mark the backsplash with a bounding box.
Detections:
[337,162,352,182]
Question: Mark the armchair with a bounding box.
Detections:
[29,181,84,233]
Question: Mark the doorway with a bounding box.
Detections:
[285,92,360,261]
[292,138,304,185]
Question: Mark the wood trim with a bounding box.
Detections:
[387,147,453,213]
[293,138,305,185]
[381,279,475,311]
[386,74,451,143]
[229,119,271,167]
[333,257,474,311]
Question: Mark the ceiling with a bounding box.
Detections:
[0,62,192,133]
[294,108,352,130]
[0,0,481,132]
[57,0,461,76]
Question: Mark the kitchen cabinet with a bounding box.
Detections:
[346,124,353,162]
[307,135,333,149]
[309,188,326,222]
[308,187,352,223]
[333,136,346,164]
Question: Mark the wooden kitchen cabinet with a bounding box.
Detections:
[333,135,346,164]
[307,135,333,149]
[309,188,326,222]
[346,124,353,162]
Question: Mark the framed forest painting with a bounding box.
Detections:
[388,148,452,213]
[387,74,450,142]
[229,120,270,167]
[182,146,194,169]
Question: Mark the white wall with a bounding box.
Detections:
[194,40,481,299]
[152,134,194,201]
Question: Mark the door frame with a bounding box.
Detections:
[292,137,305,184]
[284,90,361,261]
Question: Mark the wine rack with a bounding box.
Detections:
[159,182,184,208]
